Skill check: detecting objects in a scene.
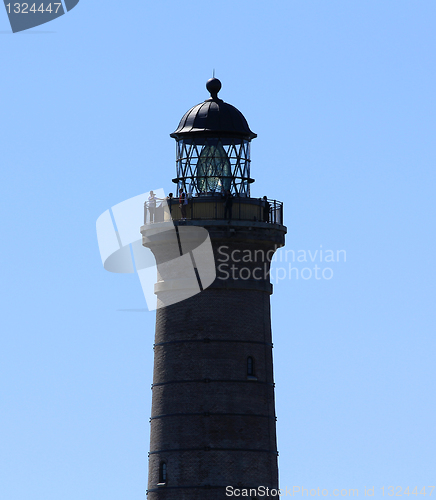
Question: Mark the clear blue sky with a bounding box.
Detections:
[1,1,435,498]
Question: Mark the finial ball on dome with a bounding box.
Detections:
[206,77,222,99]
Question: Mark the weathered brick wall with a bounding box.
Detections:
[144,221,286,499]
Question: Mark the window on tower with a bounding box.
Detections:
[158,461,167,485]
[247,356,255,376]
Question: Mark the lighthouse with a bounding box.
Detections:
[141,78,287,499]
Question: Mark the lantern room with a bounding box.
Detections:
[170,78,257,197]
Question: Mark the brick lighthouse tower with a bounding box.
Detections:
[141,78,286,499]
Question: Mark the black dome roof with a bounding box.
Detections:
[170,78,257,140]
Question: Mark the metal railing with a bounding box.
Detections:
[144,196,283,226]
